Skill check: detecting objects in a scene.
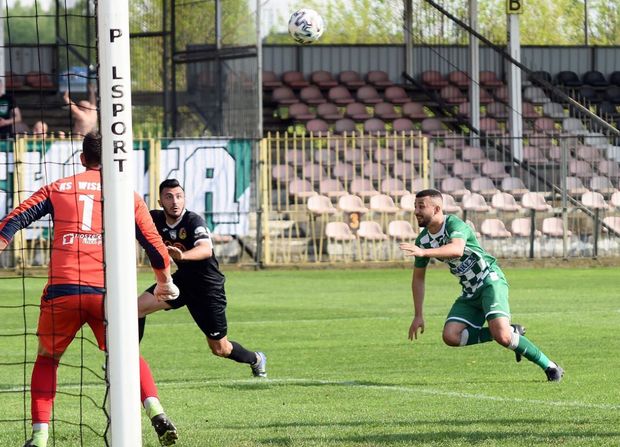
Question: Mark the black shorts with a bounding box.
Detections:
[146,272,228,340]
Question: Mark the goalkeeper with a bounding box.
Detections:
[0,132,180,447]
[137,179,267,378]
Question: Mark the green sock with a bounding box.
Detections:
[31,429,49,447]
[461,327,494,346]
[144,396,164,419]
[512,334,551,369]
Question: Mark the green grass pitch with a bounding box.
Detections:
[0,266,619,446]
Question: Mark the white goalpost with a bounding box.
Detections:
[97,0,142,445]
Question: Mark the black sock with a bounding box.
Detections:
[138,317,146,342]
[228,341,257,364]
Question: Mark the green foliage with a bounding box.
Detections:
[0,267,619,446]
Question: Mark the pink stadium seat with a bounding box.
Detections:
[316,102,343,121]
[307,194,338,216]
[363,118,386,135]
[511,218,541,237]
[314,148,336,165]
[272,86,297,105]
[370,194,400,214]
[310,70,338,89]
[319,178,347,199]
[285,149,306,165]
[462,193,491,213]
[421,70,449,89]
[521,192,552,212]
[282,70,309,89]
[421,118,446,135]
[392,161,417,180]
[357,85,382,105]
[521,102,541,119]
[542,217,570,237]
[610,191,620,208]
[272,164,295,183]
[393,117,415,133]
[491,192,521,212]
[597,160,620,178]
[332,163,355,181]
[470,177,498,199]
[328,86,355,105]
[306,118,329,135]
[448,70,469,88]
[288,178,318,200]
[522,146,549,165]
[262,70,282,90]
[581,191,609,209]
[5,71,24,89]
[380,177,410,198]
[568,159,594,179]
[501,177,529,197]
[479,71,503,88]
[334,118,356,134]
[302,162,326,182]
[442,193,462,214]
[400,193,416,212]
[299,85,326,105]
[350,178,380,199]
[576,145,604,163]
[462,146,488,166]
[481,161,509,180]
[486,102,508,120]
[288,102,316,121]
[384,85,410,104]
[338,70,365,89]
[366,70,393,88]
[374,147,396,164]
[345,102,372,121]
[338,194,369,214]
[434,147,457,167]
[440,85,467,104]
[602,216,620,233]
[588,177,616,196]
[565,176,589,196]
[481,219,511,238]
[387,220,417,241]
[402,101,428,120]
[441,177,470,200]
[374,102,400,120]
[452,160,479,180]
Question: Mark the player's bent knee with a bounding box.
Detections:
[208,340,232,357]
[442,331,461,347]
[492,331,512,347]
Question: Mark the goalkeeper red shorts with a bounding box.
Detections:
[37,294,106,356]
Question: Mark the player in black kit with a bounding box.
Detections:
[138,179,266,377]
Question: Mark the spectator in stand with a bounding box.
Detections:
[0,80,24,138]
[32,121,48,138]
[63,83,98,137]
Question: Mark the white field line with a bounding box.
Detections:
[2,377,619,411]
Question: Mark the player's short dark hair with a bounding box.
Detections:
[159,178,184,194]
[415,188,443,200]
[82,132,102,167]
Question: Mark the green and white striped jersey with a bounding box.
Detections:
[414,215,505,297]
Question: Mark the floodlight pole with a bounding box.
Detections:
[97,0,142,446]
[468,0,480,147]
[507,4,523,162]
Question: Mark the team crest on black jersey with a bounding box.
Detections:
[169,230,177,240]
[179,228,187,239]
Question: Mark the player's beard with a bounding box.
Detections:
[163,205,184,221]
[416,214,429,227]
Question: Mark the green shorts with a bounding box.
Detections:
[446,272,511,329]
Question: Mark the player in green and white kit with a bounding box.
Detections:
[400,189,563,382]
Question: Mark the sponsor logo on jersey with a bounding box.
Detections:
[179,228,187,240]
[78,181,101,191]
[62,234,75,245]
[209,332,220,337]
[449,255,476,275]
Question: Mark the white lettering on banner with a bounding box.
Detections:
[162,139,250,236]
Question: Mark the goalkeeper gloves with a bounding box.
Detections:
[154,279,180,301]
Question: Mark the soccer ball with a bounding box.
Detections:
[288,9,324,44]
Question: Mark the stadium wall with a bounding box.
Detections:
[262,44,620,82]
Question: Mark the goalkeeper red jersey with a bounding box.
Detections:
[0,168,168,299]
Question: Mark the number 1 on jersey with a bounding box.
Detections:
[79,194,95,231]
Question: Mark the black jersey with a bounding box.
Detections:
[150,209,225,287]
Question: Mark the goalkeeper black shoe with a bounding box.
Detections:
[511,324,526,363]
[151,413,178,446]
[251,352,267,378]
[545,364,564,382]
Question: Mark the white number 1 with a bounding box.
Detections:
[79,194,95,231]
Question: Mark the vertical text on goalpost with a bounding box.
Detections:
[109,28,129,173]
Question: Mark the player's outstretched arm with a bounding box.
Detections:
[409,267,426,341]
[167,240,212,262]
